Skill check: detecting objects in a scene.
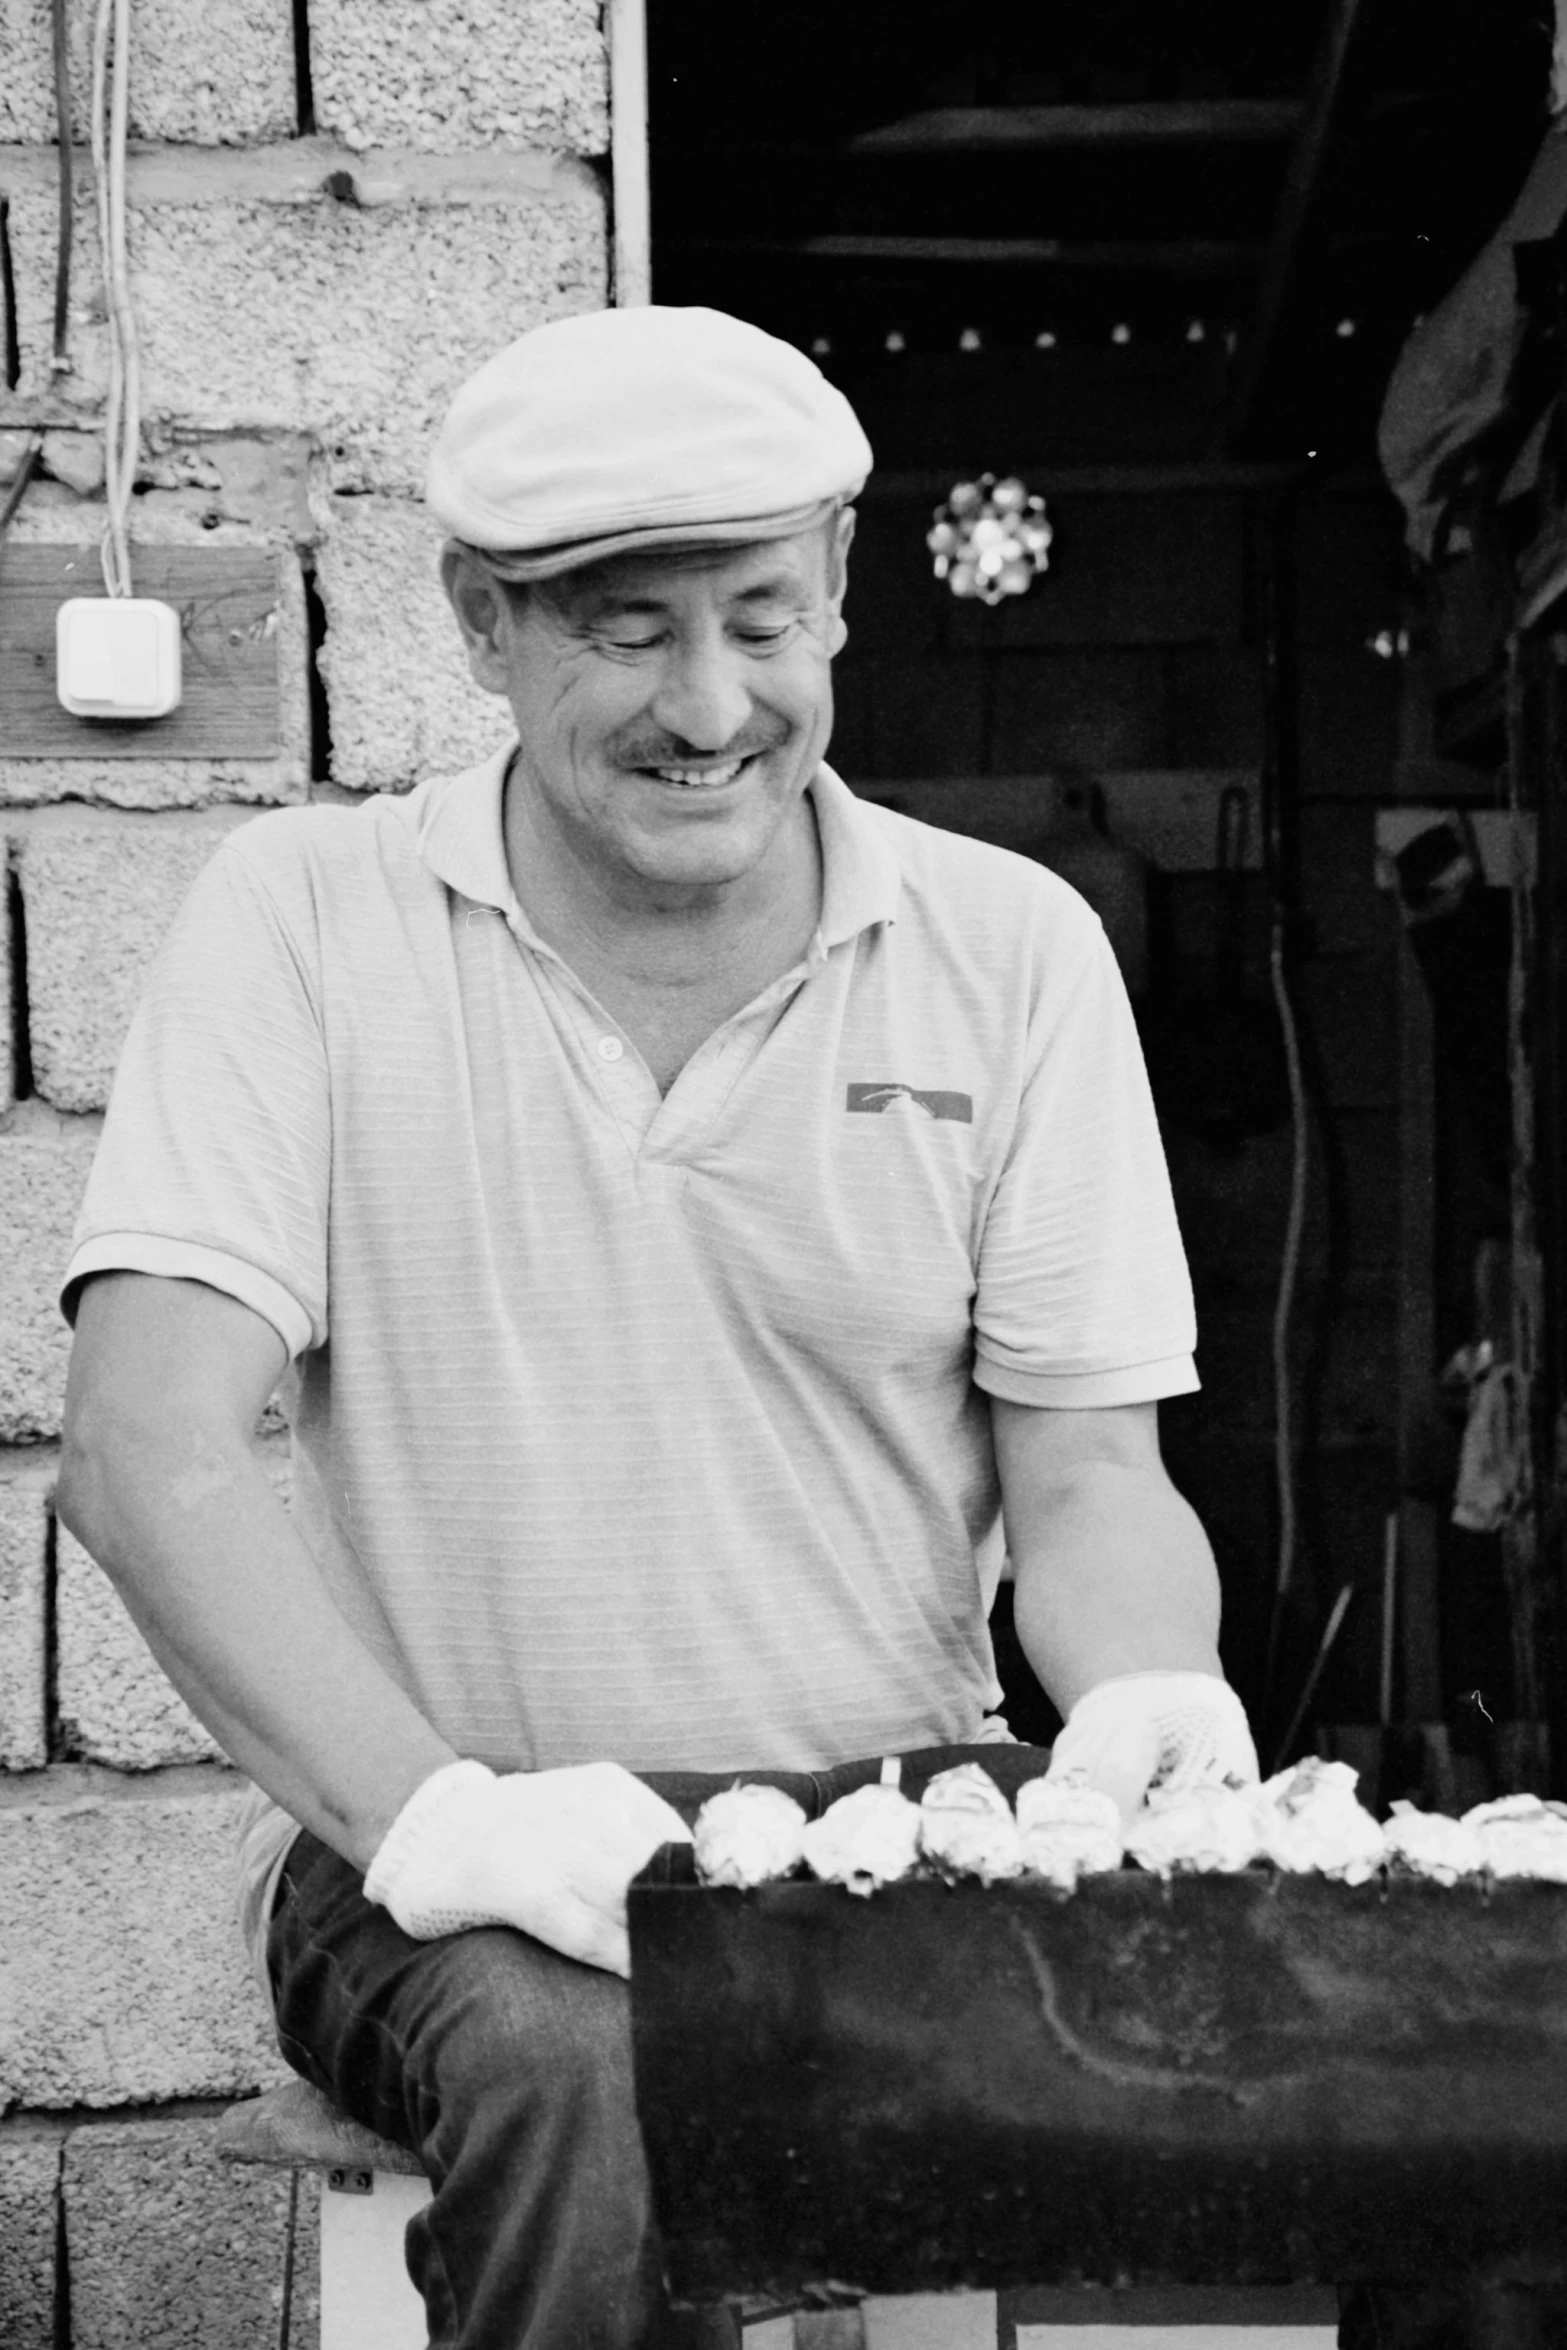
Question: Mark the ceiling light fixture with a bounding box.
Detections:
[927,474,1053,606]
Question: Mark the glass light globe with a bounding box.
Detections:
[928,474,1052,605]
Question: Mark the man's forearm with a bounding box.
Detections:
[57,1419,456,1870]
[1008,1456,1223,1721]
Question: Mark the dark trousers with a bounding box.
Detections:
[266,1746,1051,2350]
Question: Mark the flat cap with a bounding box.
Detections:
[426,305,873,579]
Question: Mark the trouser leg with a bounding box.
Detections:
[269,1828,684,2350]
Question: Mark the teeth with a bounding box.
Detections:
[650,758,746,787]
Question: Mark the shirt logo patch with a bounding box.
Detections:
[846,1083,974,1124]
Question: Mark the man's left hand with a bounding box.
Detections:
[1046,1670,1259,1826]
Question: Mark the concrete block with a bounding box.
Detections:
[0,1105,101,1444]
[0,1767,289,2106]
[139,433,316,539]
[54,1448,285,1767]
[16,805,258,1112]
[0,0,295,145]
[0,1456,51,1767]
[316,495,511,789]
[1,143,609,495]
[311,0,608,155]
[296,2168,323,2350]
[65,2112,319,2350]
[0,481,309,809]
[0,2128,62,2350]
[55,1525,222,1767]
[39,429,107,495]
[0,427,39,480]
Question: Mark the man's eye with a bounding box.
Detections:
[735,624,792,645]
[598,633,662,652]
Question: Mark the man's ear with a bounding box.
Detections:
[824,505,856,657]
[439,543,517,697]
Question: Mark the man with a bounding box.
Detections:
[57,305,1257,2350]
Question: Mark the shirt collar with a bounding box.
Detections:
[395,743,903,944]
[810,759,903,944]
[394,744,518,915]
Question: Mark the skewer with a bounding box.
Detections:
[1272,1582,1355,1772]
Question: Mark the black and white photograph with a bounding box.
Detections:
[2,5,1566,2347]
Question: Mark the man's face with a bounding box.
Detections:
[444,517,852,907]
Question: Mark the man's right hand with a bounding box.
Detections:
[363,1758,693,1978]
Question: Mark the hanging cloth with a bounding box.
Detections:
[1379,128,1567,562]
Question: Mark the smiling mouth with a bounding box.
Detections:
[634,753,759,791]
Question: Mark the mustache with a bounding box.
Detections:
[614,731,787,768]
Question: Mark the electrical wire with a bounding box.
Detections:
[0,195,20,391]
[50,0,73,372]
[1259,900,1311,1727]
[90,0,138,597]
[0,430,44,541]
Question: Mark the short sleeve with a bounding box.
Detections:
[61,835,331,1359]
[974,920,1198,1408]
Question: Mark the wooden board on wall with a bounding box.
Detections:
[0,546,282,757]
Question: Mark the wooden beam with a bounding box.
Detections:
[686,233,1257,273]
[607,0,651,305]
[1225,0,1369,453]
[850,99,1303,155]
[861,460,1306,500]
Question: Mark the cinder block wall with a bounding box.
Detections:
[0,6,610,2339]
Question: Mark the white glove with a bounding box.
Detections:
[1046,1671,1259,1827]
[363,1758,693,1978]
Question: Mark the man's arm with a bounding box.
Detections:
[993,1397,1255,1818]
[992,1396,1222,1714]
[57,1271,458,1868]
[58,1271,690,1974]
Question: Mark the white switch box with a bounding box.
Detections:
[56,596,182,718]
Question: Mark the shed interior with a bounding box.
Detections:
[647,0,1567,1801]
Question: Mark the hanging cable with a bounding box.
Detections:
[1256,493,1311,1728]
[50,0,73,372]
[1269,913,1310,1604]
[90,0,138,596]
[0,430,44,541]
[0,195,20,391]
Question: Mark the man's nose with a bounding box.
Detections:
[648,633,752,751]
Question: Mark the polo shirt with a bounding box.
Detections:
[62,748,1198,1976]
